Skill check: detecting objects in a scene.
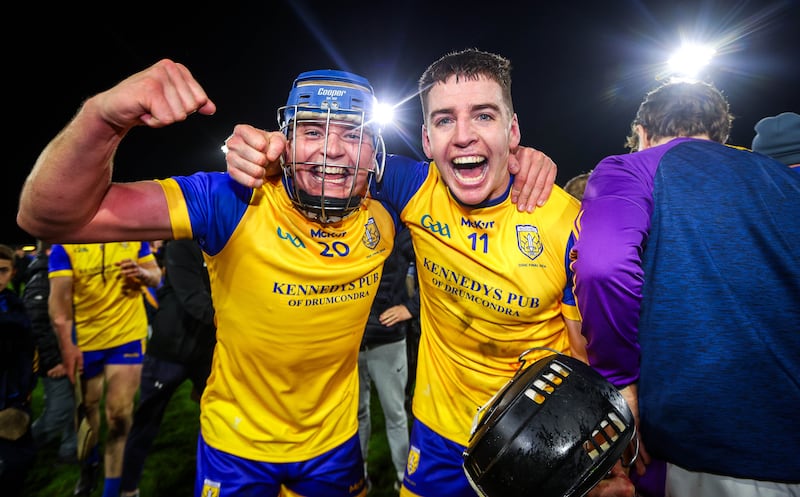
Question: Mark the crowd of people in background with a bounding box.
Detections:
[3,44,798,497]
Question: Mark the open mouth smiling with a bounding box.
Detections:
[308,164,352,184]
[451,155,488,184]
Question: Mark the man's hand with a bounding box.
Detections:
[93,58,216,133]
[378,304,413,327]
[116,258,161,291]
[46,363,68,379]
[225,124,288,188]
[619,384,652,478]
[60,343,83,384]
[117,258,144,283]
[508,146,557,212]
[586,461,635,497]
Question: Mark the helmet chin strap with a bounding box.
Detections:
[294,189,362,224]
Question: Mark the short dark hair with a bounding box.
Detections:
[418,48,514,123]
[625,81,733,151]
[0,244,16,263]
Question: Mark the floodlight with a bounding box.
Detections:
[667,43,716,80]
[373,102,395,126]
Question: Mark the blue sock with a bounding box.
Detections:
[102,477,121,497]
[85,446,101,466]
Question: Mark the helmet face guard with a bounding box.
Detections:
[277,70,385,224]
[463,350,636,497]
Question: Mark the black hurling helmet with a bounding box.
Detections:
[463,349,636,497]
[277,70,386,224]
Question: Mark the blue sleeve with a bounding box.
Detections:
[138,242,152,258]
[48,244,71,272]
[562,232,576,307]
[173,172,253,256]
[371,154,430,225]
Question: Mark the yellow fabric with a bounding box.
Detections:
[158,176,395,462]
[48,242,153,351]
[402,165,580,445]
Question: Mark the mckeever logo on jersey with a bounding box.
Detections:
[517,224,543,261]
[461,217,496,230]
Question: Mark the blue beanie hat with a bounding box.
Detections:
[751,112,800,166]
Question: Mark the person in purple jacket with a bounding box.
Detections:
[571,80,800,497]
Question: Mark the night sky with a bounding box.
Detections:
[6,0,799,245]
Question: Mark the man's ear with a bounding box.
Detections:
[509,113,521,150]
[636,124,654,151]
[421,125,433,160]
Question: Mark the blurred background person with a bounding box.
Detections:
[358,228,418,493]
[572,80,800,497]
[0,243,37,496]
[120,239,216,497]
[49,242,161,497]
[24,240,78,465]
[564,171,592,201]
[751,111,800,170]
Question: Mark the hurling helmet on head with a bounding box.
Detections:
[277,69,385,224]
[463,349,636,497]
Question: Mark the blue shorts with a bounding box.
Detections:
[195,433,367,497]
[402,420,474,497]
[82,339,145,379]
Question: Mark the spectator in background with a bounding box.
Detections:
[142,240,165,338]
[358,228,418,493]
[121,239,216,497]
[25,240,78,464]
[0,243,37,497]
[572,80,800,497]
[563,171,591,200]
[10,245,34,296]
[403,259,420,419]
[751,111,800,170]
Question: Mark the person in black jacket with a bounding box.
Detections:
[120,239,216,497]
[25,240,78,464]
[357,228,419,492]
[0,243,36,497]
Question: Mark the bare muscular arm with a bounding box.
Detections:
[18,59,216,242]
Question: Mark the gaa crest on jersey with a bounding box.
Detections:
[517,224,543,261]
[362,217,381,250]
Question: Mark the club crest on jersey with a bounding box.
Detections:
[517,224,543,261]
[201,478,220,497]
[406,445,420,475]
[362,217,381,250]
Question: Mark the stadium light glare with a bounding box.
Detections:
[667,43,716,81]
[373,101,396,126]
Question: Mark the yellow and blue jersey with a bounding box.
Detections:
[373,155,580,446]
[48,242,154,351]
[158,172,395,462]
